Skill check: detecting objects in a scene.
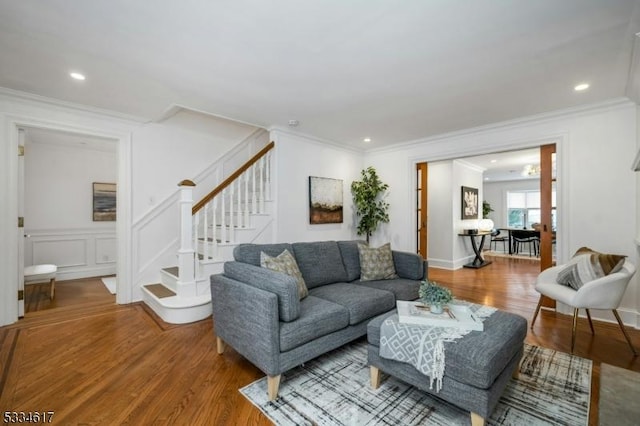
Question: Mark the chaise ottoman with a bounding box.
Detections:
[367,308,527,426]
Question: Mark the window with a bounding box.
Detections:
[507,190,556,229]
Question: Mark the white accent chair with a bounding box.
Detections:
[531,259,637,356]
[24,264,57,300]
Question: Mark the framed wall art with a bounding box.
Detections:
[309,176,343,224]
[93,182,116,221]
[461,186,478,220]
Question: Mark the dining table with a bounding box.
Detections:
[497,227,541,255]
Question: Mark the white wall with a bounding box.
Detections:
[365,100,639,326]
[24,133,118,279]
[132,109,257,221]
[271,129,364,243]
[453,160,485,267]
[427,161,453,268]
[426,159,484,269]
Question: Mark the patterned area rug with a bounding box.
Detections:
[241,340,591,426]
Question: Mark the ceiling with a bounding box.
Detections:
[1,1,639,150]
[461,148,543,182]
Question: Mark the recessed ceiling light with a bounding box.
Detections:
[363,137,371,143]
[288,119,299,127]
[484,177,490,181]
[490,159,497,163]
[70,72,86,81]
[574,83,589,91]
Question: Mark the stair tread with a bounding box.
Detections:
[162,266,179,276]
[143,283,177,299]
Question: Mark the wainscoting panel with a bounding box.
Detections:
[25,228,116,281]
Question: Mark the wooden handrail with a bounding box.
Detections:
[192,141,275,214]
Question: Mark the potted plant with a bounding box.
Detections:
[351,166,390,243]
[419,280,453,314]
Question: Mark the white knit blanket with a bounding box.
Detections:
[379,301,496,392]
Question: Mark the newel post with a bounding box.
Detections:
[177,179,197,297]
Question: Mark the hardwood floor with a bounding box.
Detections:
[2,259,639,425]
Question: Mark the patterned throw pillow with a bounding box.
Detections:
[357,243,398,282]
[556,247,626,290]
[260,249,308,299]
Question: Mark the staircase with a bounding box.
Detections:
[142,142,275,324]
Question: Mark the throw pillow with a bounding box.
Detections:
[260,249,308,299]
[556,247,626,290]
[357,242,398,281]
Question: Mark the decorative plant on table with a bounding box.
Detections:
[419,280,453,314]
[351,166,390,243]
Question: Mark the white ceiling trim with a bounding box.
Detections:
[367,97,634,155]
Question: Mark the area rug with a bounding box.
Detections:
[101,276,116,294]
[241,340,591,425]
[599,363,640,426]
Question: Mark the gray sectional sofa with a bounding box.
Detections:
[210,240,427,400]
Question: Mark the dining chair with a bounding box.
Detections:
[531,259,637,355]
[511,230,539,257]
[489,229,507,252]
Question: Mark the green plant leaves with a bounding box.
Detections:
[351,167,390,241]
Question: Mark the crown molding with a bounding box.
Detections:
[366,97,635,155]
[268,125,364,154]
[152,103,266,130]
[0,86,147,124]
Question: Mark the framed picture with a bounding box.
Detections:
[93,182,116,221]
[461,186,478,220]
[309,176,343,224]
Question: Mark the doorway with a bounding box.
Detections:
[417,144,558,269]
[20,126,118,315]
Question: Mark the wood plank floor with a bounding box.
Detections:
[2,257,639,425]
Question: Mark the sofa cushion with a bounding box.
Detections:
[279,296,350,352]
[337,240,366,281]
[223,261,300,322]
[368,309,527,389]
[260,249,308,299]
[356,278,419,301]
[358,243,398,281]
[556,246,626,290]
[234,243,294,266]
[392,250,425,280]
[309,283,395,325]
[292,241,348,288]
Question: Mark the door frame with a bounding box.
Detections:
[410,133,567,266]
[1,111,134,326]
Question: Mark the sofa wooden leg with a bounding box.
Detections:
[216,336,225,355]
[267,375,281,401]
[470,412,485,426]
[370,366,381,389]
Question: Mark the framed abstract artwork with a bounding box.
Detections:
[93,182,116,221]
[461,186,478,220]
[309,176,343,224]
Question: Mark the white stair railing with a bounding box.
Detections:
[178,142,274,285]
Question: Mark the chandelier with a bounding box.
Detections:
[522,164,541,177]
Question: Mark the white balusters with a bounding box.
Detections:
[259,157,265,213]
[229,183,235,243]
[220,187,227,244]
[251,163,257,214]
[183,142,274,277]
[236,178,242,228]
[203,203,209,261]
[244,170,250,227]
[212,197,218,256]
[265,151,271,201]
